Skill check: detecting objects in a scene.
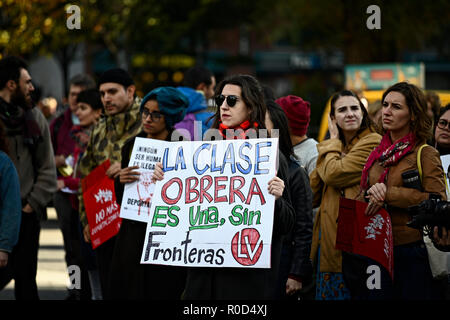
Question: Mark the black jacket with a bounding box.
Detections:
[182,152,295,300]
[285,159,313,280]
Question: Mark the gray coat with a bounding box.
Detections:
[5,108,57,219]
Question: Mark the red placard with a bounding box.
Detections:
[82,160,121,249]
[336,198,394,279]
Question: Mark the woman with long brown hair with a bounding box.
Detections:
[360,82,447,299]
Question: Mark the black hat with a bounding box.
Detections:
[98,68,134,88]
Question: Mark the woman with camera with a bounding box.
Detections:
[360,82,447,299]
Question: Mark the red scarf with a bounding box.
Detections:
[218,120,259,140]
[360,131,416,190]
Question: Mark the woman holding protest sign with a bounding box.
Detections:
[264,99,314,300]
[360,82,447,299]
[309,90,381,300]
[109,86,189,299]
[152,74,295,299]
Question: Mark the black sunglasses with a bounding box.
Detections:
[215,94,240,107]
[141,109,164,122]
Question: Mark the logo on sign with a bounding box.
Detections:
[94,189,113,204]
[231,228,263,266]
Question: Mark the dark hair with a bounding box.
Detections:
[266,100,295,160]
[76,88,103,111]
[382,82,432,144]
[330,90,375,144]
[98,68,134,89]
[438,103,450,119]
[211,74,266,130]
[426,91,441,118]
[69,74,96,90]
[0,56,28,90]
[261,84,276,101]
[183,66,213,88]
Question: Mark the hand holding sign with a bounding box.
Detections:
[267,176,284,200]
[151,162,164,183]
[119,165,141,184]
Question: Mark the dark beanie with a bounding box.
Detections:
[76,88,103,110]
[98,68,134,88]
[275,95,311,137]
[140,87,189,128]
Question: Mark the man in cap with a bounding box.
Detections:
[77,68,141,299]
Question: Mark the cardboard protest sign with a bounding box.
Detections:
[82,159,121,249]
[119,138,165,223]
[336,198,394,279]
[140,138,279,268]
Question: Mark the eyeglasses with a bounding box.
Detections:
[215,94,240,107]
[437,119,450,130]
[141,109,164,122]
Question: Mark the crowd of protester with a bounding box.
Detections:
[0,55,448,301]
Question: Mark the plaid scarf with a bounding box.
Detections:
[218,120,259,140]
[360,131,416,190]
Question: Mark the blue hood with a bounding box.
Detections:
[176,87,208,114]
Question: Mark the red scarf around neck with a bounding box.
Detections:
[218,120,259,140]
[360,131,416,190]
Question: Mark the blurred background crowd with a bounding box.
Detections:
[1,0,449,139]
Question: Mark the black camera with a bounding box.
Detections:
[407,194,450,238]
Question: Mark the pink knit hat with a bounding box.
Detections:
[275,95,311,136]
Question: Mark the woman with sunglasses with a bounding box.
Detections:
[360,82,447,299]
[109,87,189,299]
[152,74,295,299]
[309,90,381,300]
